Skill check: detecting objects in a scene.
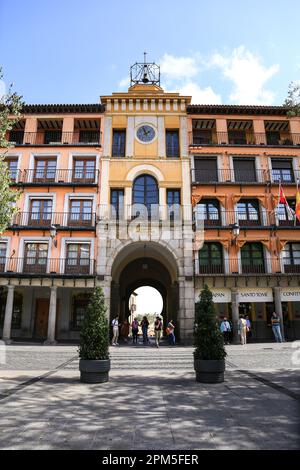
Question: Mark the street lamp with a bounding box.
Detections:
[50,225,58,248]
[230,223,240,246]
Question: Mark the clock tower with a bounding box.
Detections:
[98,57,195,342]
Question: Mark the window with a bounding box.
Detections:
[228,130,247,145]
[241,243,265,274]
[112,130,126,157]
[5,159,18,181]
[266,131,280,146]
[0,291,22,329]
[69,200,93,226]
[44,130,62,145]
[193,129,213,145]
[166,130,179,157]
[132,175,159,219]
[277,200,299,226]
[282,243,300,273]
[194,158,218,183]
[236,200,260,226]
[8,130,24,145]
[233,158,256,182]
[272,159,294,183]
[72,158,96,182]
[29,200,52,226]
[34,158,56,182]
[167,190,181,220]
[23,243,48,274]
[196,200,220,226]
[79,130,100,144]
[72,294,90,329]
[65,244,90,274]
[0,243,7,272]
[111,189,124,220]
[199,243,223,274]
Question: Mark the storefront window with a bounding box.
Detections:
[72,294,90,330]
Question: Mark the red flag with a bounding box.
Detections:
[296,190,300,222]
[279,185,288,205]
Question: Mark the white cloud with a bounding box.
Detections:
[211,46,280,105]
[179,82,221,104]
[160,53,199,81]
[118,76,130,89]
[0,80,6,100]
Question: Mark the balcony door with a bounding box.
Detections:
[132,174,159,219]
[233,158,256,182]
[241,243,265,274]
[29,200,52,226]
[65,243,90,274]
[34,159,56,182]
[112,130,126,157]
[236,200,260,226]
[199,243,223,274]
[69,200,93,226]
[73,159,96,183]
[282,243,300,273]
[111,189,124,220]
[24,243,48,274]
[271,159,294,183]
[0,243,6,273]
[196,199,220,226]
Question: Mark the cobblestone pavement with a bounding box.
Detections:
[0,341,299,450]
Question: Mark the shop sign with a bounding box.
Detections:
[237,289,273,303]
[281,288,300,302]
[195,289,231,303]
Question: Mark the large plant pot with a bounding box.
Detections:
[79,359,110,384]
[194,359,225,384]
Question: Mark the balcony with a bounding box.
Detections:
[283,262,300,274]
[17,169,99,186]
[0,258,96,276]
[189,132,300,148]
[191,168,269,184]
[9,212,96,230]
[195,210,271,228]
[7,131,102,147]
[98,204,192,222]
[197,258,283,276]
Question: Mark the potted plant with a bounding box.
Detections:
[194,285,227,383]
[79,287,110,383]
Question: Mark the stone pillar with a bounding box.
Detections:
[273,286,285,341]
[2,285,15,344]
[45,286,57,345]
[231,288,240,345]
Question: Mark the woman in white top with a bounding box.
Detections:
[111,316,119,346]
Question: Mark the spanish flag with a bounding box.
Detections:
[296,189,300,222]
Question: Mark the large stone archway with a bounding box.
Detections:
[109,241,179,334]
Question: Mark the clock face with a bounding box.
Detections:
[136,125,156,143]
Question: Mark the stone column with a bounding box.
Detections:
[45,286,57,345]
[231,288,240,345]
[273,286,285,341]
[2,285,15,344]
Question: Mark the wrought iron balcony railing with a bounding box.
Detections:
[13,169,99,185]
[9,212,96,229]
[7,131,102,146]
[0,258,96,276]
[195,210,271,228]
[98,204,193,222]
[189,132,300,147]
[196,258,288,276]
[191,168,300,185]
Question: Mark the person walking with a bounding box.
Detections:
[239,315,247,345]
[271,312,283,343]
[141,316,149,344]
[111,315,119,346]
[220,317,231,345]
[167,320,176,346]
[131,318,139,344]
[154,316,163,348]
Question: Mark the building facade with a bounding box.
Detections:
[1,61,300,343]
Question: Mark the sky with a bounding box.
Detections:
[0,0,299,105]
[132,287,163,316]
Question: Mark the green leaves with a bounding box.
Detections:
[79,287,110,360]
[284,82,300,117]
[194,284,227,361]
[0,67,23,235]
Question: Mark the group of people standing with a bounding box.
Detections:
[111,315,176,347]
[220,312,284,345]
